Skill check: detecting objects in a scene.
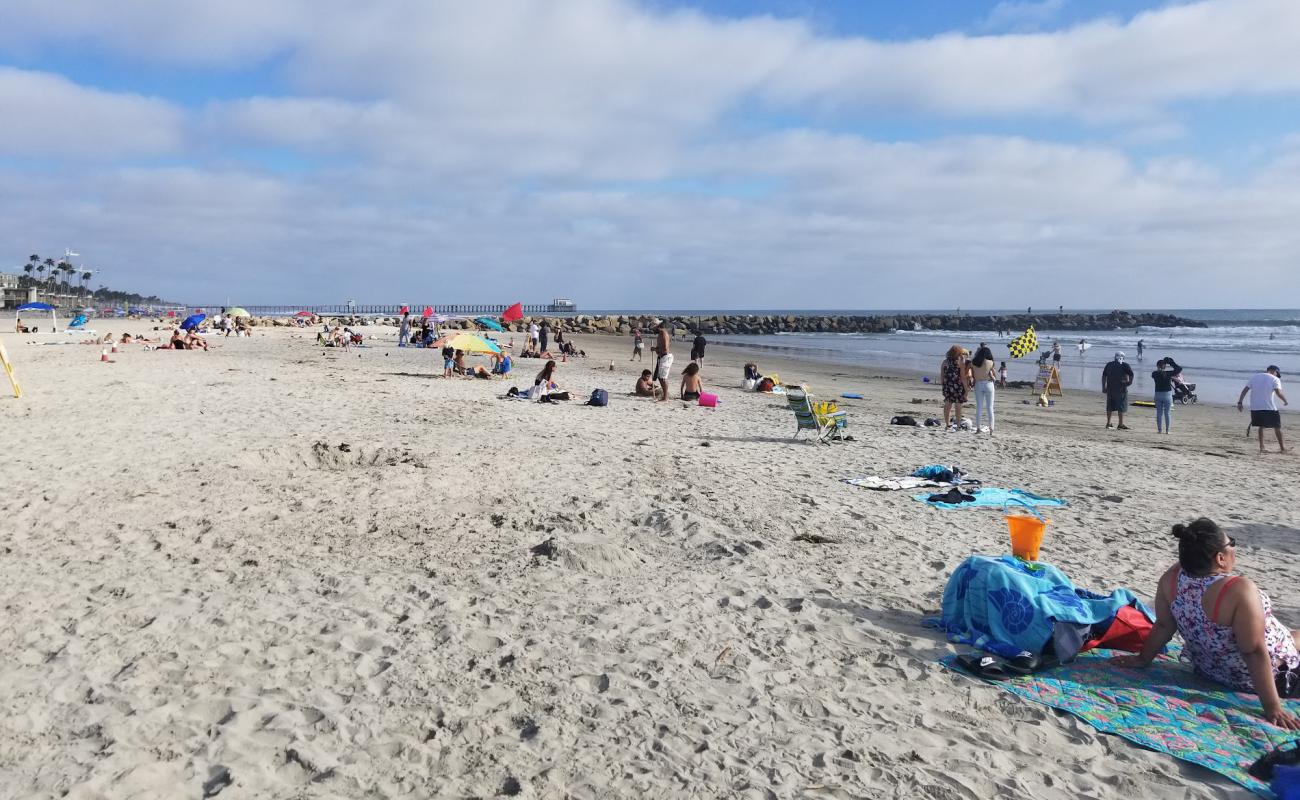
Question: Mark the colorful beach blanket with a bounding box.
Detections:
[933,555,1149,658]
[843,475,979,491]
[913,487,1067,509]
[941,647,1300,797]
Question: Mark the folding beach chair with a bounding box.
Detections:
[787,386,849,443]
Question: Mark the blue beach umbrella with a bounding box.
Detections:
[181,313,206,331]
[476,317,504,331]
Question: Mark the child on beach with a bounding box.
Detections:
[680,362,703,401]
[443,345,455,378]
[631,329,644,361]
[999,362,1008,387]
[635,369,658,398]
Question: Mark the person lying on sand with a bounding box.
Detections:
[635,369,659,398]
[1112,518,1300,730]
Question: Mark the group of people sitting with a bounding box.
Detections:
[518,341,584,360]
[441,346,513,379]
[318,325,363,348]
[634,362,704,400]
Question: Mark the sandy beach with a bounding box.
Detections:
[2,325,1296,799]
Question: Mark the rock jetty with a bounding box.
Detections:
[259,309,1203,336]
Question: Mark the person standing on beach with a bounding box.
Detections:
[538,321,549,354]
[1152,359,1175,434]
[1052,341,1062,367]
[631,328,644,361]
[940,345,969,430]
[653,322,673,403]
[1102,352,1134,430]
[691,332,707,365]
[1239,366,1288,454]
[1137,339,1145,359]
[969,344,997,435]
[398,312,411,348]
[529,321,540,351]
[554,326,565,354]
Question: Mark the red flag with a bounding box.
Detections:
[400,305,410,315]
[422,306,434,318]
[502,303,523,322]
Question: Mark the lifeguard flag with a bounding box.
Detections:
[1008,327,1038,359]
[502,303,523,322]
[400,305,409,314]
[422,306,434,318]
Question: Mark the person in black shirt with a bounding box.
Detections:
[1152,359,1175,434]
[1102,352,1135,430]
[691,333,707,365]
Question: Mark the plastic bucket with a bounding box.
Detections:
[699,392,719,407]
[1004,498,1049,561]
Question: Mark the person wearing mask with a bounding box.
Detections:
[1112,518,1300,730]
[1239,366,1288,454]
[968,344,997,435]
[1152,359,1175,434]
[1102,352,1134,430]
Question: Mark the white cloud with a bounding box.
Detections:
[980,0,1067,33]
[0,67,184,158]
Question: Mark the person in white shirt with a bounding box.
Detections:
[529,321,540,350]
[1238,366,1288,453]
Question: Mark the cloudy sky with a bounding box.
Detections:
[2,0,1299,309]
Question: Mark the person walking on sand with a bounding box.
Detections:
[1137,339,1145,359]
[1102,351,1134,430]
[630,328,644,361]
[940,345,969,430]
[1239,366,1288,454]
[1051,341,1062,367]
[691,332,707,365]
[398,311,411,348]
[538,320,549,354]
[969,344,997,435]
[529,320,540,351]
[653,322,673,403]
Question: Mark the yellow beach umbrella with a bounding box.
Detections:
[226,307,252,318]
[431,333,502,354]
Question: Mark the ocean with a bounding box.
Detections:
[703,309,1300,406]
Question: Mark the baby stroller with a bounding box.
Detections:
[1173,375,1197,404]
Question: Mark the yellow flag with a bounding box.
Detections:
[1008,327,1038,359]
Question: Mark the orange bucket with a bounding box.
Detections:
[1004,498,1049,561]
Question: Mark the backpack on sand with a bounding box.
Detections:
[588,388,609,407]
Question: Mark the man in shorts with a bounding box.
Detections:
[1239,366,1288,453]
[653,322,673,403]
[1102,351,1134,430]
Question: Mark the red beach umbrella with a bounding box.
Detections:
[422,306,434,318]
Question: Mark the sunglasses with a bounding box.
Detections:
[1223,536,1237,551]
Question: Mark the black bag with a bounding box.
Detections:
[890,415,918,426]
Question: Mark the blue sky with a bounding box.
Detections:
[1,0,1299,309]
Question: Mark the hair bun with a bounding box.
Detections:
[1171,523,1189,540]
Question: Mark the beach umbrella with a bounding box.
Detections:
[422,306,434,319]
[476,317,504,331]
[181,313,206,331]
[431,333,502,355]
[226,307,252,318]
[294,310,315,317]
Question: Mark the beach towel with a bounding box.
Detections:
[914,487,1066,509]
[843,475,979,492]
[941,646,1300,798]
[932,555,1149,659]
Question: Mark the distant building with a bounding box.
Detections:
[549,298,577,312]
[0,273,37,310]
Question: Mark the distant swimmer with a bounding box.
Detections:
[1137,339,1145,358]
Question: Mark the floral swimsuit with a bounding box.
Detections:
[1170,571,1300,692]
[941,359,967,404]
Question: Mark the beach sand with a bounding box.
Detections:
[1,326,1295,799]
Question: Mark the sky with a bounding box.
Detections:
[2,0,1299,310]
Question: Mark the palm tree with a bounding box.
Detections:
[42,258,55,296]
[81,271,93,300]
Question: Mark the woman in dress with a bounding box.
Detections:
[940,345,970,430]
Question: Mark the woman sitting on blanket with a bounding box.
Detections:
[1113,518,1300,730]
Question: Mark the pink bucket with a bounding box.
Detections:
[698,392,720,407]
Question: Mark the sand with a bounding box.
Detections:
[1,325,1296,799]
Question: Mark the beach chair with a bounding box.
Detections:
[787,386,848,443]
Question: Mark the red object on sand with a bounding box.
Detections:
[422,306,434,318]
[167,311,176,317]
[502,303,523,322]
[1082,605,1153,653]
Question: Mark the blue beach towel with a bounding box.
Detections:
[931,555,1150,659]
[913,487,1067,509]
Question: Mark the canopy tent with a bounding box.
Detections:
[225,307,251,318]
[15,302,56,330]
[431,332,502,355]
